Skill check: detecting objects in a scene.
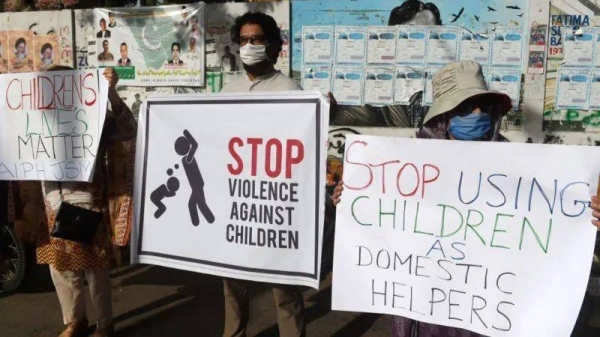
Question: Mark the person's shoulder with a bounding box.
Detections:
[221,76,248,93]
[272,72,302,90]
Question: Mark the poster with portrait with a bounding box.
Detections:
[74,9,96,70]
[0,10,74,71]
[8,30,34,73]
[94,3,205,87]
[34,35,60,71]
[0,31,7,73]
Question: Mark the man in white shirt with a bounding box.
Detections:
[220,11,304,337]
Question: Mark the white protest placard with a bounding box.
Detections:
[0,70,108,182]
[332,135,599,337]
[132,91,329,289]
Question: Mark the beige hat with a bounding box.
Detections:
[423,60,512,125]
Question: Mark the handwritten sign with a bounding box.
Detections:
[0,69,108,182]
[332,135,599,337]
[132,91,329,288]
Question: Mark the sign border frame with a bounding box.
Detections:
[136,97,322,281]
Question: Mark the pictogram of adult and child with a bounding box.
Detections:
[150,129,215,226]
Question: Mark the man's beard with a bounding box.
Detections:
[242,59,272,76]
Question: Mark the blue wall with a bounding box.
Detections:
[291,0,529,75]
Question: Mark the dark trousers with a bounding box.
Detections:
[222,278,306,337]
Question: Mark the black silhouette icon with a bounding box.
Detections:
[174,130,215,226]
[151,175,180,219]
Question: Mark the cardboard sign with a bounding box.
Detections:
[332,135,599,337]
[0,69,108,182]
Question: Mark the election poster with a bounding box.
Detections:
[132,91,329,288]
[0,70,108,182]
[94,4,205,87]
[332,135,600,337]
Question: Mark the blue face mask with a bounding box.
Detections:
[448,113,492,141]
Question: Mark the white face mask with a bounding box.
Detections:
[239,44,268,65]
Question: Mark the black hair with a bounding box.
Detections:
[100,18,106,25]
[171,42,181,52]
[15,38,26,49]
[231,11,283,64]
[388,0,442,26]
[40,43,52,55]
[192,16,198,23]
[120,42,127,48]
[108,12,114,17]
[102,39,109,45]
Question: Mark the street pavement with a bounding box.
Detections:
[0,263,390,337]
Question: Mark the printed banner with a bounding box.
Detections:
[332,135,600,337]
[132,92,329,288]
[0,70,108,182]
[94,4,205,87]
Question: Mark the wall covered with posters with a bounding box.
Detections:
[4,0,600,244]
[544,1,600,132]
[292,0,529,129]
